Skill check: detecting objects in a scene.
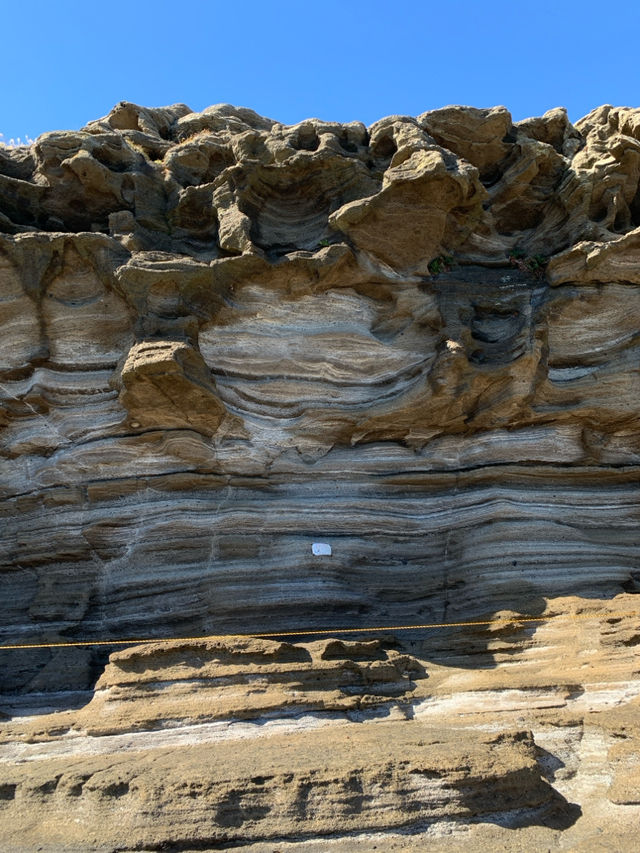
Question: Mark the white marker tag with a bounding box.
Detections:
[312,543,332,556]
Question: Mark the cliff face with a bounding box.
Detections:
[0,102,639,850]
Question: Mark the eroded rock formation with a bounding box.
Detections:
[0,101,639,850]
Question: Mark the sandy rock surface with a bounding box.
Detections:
[1,101,639,850]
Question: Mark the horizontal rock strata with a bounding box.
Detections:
[0,722,561,851]
[1,101,639,849]
[1,621,638,851]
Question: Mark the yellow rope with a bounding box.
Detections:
[1,610,637,651]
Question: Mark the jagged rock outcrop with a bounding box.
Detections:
[0,101,639,850]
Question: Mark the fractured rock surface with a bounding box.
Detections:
[0,101,639,849]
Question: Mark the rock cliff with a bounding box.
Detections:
[0,101,639,850]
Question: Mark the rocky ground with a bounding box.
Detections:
[0,101,639,849]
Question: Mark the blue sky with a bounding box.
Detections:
[2,0,639,141]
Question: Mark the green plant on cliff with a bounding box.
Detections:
[428,255,454,276]
[528,253,548,272]
[508,250,548,277]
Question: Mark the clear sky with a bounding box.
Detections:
[2,0,639,142]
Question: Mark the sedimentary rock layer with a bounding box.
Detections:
[1,620,638,851]
[0,101,639,849]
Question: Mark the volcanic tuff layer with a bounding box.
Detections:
[0,101,639,850]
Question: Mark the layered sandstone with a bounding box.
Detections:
[0,101,639,850]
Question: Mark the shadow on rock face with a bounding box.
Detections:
[475,794,582,832]
[451,730,583,833]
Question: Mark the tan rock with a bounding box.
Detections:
[0,722,556,851]
[119,340,227,435]
[330,147,485,273]
[547,226,640,284]
[419,104,514,177]
[516,106,583,158]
